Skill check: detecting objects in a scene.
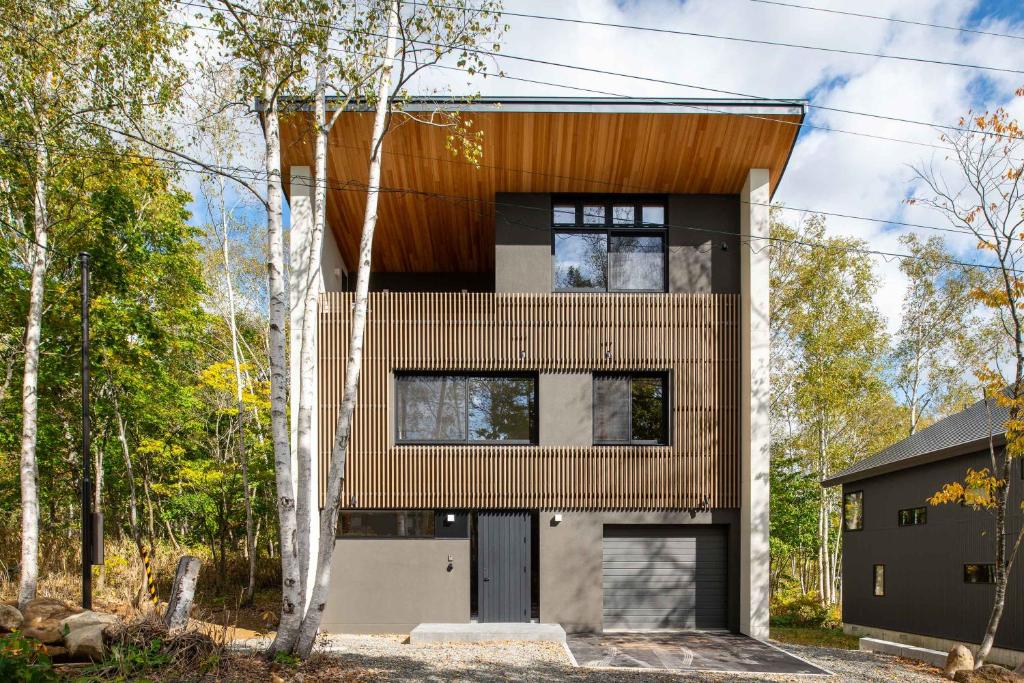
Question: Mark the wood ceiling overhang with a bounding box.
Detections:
[278,98,806,273]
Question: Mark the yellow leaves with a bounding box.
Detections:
[931,467,1004,509]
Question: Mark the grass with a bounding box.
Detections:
[770,625,860,650]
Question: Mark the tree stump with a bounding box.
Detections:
[164,556,201,631]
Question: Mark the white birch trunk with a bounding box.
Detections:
[291,2,400,656]
[294,60,330,613]
[265,83,304,655]
[18,128,48,610]
[218,185,257,606]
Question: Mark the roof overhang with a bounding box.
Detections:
[820,433,1007,488]
[278,96,806,273]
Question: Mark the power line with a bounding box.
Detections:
[172,0,1024,142]
[412,0,1024,75]
[745,0,1024,42]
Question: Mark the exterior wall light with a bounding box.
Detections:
[552,513,563,525]
[445,513,456,524]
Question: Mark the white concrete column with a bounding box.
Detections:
[740,168,770,639]
[288,166,346,612]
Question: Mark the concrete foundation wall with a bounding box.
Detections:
[538,373,592,446]
[538,510,740,633]
[845,623,1024,669]
[321,539,470,633]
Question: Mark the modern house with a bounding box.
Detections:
[280,97,805,636]
[823,396,1024,667]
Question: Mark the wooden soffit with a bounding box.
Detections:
[279,98,805,273]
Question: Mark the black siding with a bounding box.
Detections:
[842,450,1024,650]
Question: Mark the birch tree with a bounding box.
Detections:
[913,105,1024,667]
[0,0,186,609]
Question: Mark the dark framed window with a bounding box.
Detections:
[593,373,669,445]
[898,506,927,526]
[552,198,667,293]
[338,510,435,538]
[843,491,864,531]
[395,373,537,444]
[873,565,885,596]
[964,564,995,584]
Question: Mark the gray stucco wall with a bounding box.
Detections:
[842,452,1023,651]
[538,510,740,633]
[321,538,470,633]
[539,372,592,446]
[667,195,740,294]
[495,193,550,292]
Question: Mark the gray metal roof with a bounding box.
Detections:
[821,395,1008,487]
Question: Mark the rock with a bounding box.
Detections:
[22,622,63,644]
[271,674,285,683]
[64,623,106,661]
[43,645,68,660]
[0,604,24,632]
[59,610,120,633]
[945,645,975,680]
[953,664,1021,683]
[22,597,76,627]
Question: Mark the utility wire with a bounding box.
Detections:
[174,0,1024,142]
[745,0,1024,42]
[411,0,1024,75]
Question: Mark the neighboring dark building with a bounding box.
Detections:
[823,397,1024,667]
[277,97,807,636]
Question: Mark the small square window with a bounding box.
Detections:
[844,491,863,531]
[593,373,668,445]
[873,565,885,596]
[582,205,605,224]
[964,564,995,584]
[612,205,635,224]
[553,205,576,225]
[898,507,927,526]
[642,205,665,224]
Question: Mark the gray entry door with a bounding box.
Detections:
[602,525,728,630]
[478,511,531,622]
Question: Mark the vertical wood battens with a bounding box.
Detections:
[317,292,739,510]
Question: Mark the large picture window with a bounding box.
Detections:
[593,373,668,445]
[396,374,537,444]
[552,199,667,293]
[843,491,864,531]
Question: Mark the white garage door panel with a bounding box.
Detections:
[602,525,728,630]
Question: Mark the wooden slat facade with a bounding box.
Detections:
[319,292,739,510]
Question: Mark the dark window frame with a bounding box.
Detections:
[551,197,669,294]
[592,371,671,446]
[873,564,885,596]
[898,506,927,526]
[337,510,436,539]
[394,371,539,446]
[843,490,864,531]
[964,563,996,584]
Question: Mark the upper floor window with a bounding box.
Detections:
[396,373,537,444]
[898,506,927,526]
[593,373,668,445]
[552,199,667,293]
[964,564,995,584]
[873,564,885,596]
[843,491,863,531]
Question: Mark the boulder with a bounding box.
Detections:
[59,610,120,633]
[22,597,76,627]
[953,664,1021,683]
[945,645,975,680]
[64,623,106,661]
[21,622,63,644]
[0,604,24,632]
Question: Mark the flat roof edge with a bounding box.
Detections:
[263,95,807,117]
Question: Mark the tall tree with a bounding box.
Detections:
[912,105,1024,667]
[0,0,186,607]
[891,233,980,434]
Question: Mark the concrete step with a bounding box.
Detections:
[859,637,947,668]
[410,622,567,644]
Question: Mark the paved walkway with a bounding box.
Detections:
[567,632,830,675]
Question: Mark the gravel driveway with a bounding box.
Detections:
[290,634,945,682]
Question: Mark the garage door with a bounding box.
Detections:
[602,525,728,630]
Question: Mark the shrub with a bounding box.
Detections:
[0,632,58,683]
[770,591,841,629]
